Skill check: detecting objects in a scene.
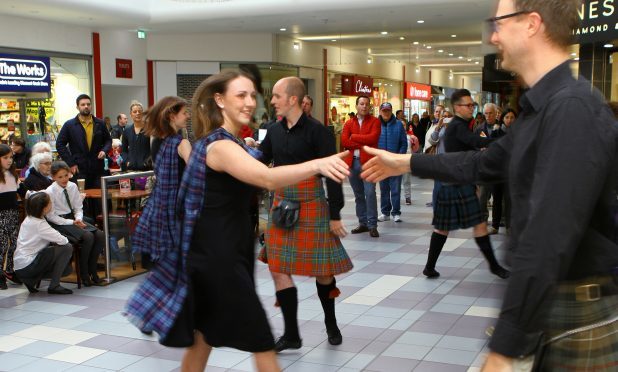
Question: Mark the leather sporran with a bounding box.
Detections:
[271,199,300,229]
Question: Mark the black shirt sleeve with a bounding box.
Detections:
[313,124,344,220]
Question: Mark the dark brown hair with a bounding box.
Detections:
[0,144,17,184]
[450,89,472,105]
[51,161,71,176]
[144,96,188,139]
[191,70,256,139]
[10,137,26,148]
[25,192,51,218]
[514,0,581,48]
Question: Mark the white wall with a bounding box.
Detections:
[299,67,324,121]
[101,85,147,124]
[0,15,92,55]
[98,30,148,87]
[147,33,274,62]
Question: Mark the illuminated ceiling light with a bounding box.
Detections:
[417,20,425,24]
[368,48,372,53]
[438,49,444,53]
[467,58,472,61]
[458,56,464,59]
[448,53,454,56]
[399,36,405,40]
[475,61,480,64]
[293,41,300,50]
[426,45,432,49]
[381,31,388,35]
[451,34,457,38]
[331,39,337,42]
[574,57,580,61]
[279,27,287,31]
[413,41,419,45]
[367,57,373,64]
[415,67,420,73]
[604,43,614,48]
[570,52,577,56]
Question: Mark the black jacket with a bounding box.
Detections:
[56,115,112,176]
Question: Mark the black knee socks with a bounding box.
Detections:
[426,232,448,271]
[316,278,339,330]
[276,287,300,340]
[475,235,504,270]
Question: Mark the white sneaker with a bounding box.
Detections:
[378,214,390,222]
[393,215,402,223]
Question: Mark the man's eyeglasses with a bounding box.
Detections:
[455,103,476,109]
[486,11,531,33]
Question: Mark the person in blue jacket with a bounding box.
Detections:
[376,102,407,223]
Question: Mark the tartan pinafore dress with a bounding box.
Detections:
[259,176,353,276]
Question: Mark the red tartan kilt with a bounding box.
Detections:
[259,178,353,276]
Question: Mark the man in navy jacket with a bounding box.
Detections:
[56,94,111,189]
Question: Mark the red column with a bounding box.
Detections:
[92,32,103,118]
[147,60,154,107]
[323,48,328,126]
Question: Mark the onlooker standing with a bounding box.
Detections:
[377,102,407,223]
[111,113,128,140]
[341,95,381,237]
[55,94,111,189]
[10,138,31,170]
[402,125,419,205]
[0,144,21,289]
[103,116,113,133]
[477,103,500,223]
[122,101,151,171]
[301,95,314,117]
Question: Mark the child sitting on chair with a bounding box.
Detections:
[14,192,74,294]
[45,161,104,287]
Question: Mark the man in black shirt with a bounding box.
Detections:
[110,113,128,140]
[361,1,618,370]
[259,77,353,352]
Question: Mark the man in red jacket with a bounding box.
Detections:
[341,95,381,237]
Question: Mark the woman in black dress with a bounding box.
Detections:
[175,71,349,372]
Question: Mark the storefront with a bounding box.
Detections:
[403,82,432,121]
[0,49,91,148]
[328,74,373,129]
[371,78,402,117]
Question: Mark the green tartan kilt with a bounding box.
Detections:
[536,277,618,371]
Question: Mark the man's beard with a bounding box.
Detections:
[80,109,90,116]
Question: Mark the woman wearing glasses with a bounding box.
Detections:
[422,89,509,280]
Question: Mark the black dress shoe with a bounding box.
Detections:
[81,278,92,287]
[90,275,102,285]
[0,277,7,290]
[274,336,302,352]
[351,225,369,234]
[48,286,73,295]
[490,266,510,279]
[423,268,440,278]
[326,326,342,345]
[369,227,379,238]
[25,283,39,294]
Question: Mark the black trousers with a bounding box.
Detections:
[15,244,72,288]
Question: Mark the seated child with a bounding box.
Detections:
[45,161,104,287]
[14,192,73,294]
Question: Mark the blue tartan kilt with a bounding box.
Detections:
[432,184,483,231]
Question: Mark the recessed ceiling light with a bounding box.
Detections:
[604,43,614,48]
[417,20,425,24]
[458,56,463,59]
[451,34,457,38]
[279,27,287,31]
[475,61,480,64]
[438,49,444,53]
[448,53,454,56]
[415,68,420,73]
[416,56,419,59]
[413,41,419,45]
[367,57,373,64]
[426,46,432,49]
[574,57,580,61]
[570,52,577,56]
[368,48,372,53]
[399,36,405,40]
[381,31,388,35]
[331,39,337,42]
[467,58,472,61]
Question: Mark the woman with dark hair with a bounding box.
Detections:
[10,138,31,170]
[0,144,22,288]
[126,70,349,372]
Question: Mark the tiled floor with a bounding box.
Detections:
[0,177,508,371]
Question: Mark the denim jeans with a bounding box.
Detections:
[379,175,403,216]
[349,158,378,228]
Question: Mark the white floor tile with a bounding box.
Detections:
[465,306,500,318]
[45,345,106,364]
[0,335,37,351]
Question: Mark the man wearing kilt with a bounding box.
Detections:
[360,1,618,370]
[259,77,353,352]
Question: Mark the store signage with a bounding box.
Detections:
[0,54,50,93]
[116,59,133,79]
[341,75,373,96]
[573,0,618,43]
[405,82,432,101]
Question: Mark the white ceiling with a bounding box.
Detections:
[4,0,500,73]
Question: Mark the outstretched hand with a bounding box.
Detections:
[316,151,350,183]
[361,146,411,183]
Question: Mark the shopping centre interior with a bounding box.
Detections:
[0,0,617,371]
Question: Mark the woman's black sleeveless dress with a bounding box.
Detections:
[165,164,275,352]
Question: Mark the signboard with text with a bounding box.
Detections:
[574,0,618,43]
[404,82,432,101]
[0,54,51,93]
[116,58,133,79]
[341,75,373,96]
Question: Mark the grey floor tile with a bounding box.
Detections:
[413,361,469,371]
[14,358,75,372]
[121,356,179,372]
[423,347,478,366]
[12,341,68,357]
[436,336,487,352]
[364,356,420,372]
[0,352,39,371]
[83,351,143,369]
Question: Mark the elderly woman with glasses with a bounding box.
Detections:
[21,152,53,193]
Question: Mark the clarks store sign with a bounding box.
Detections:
[341,75,373,96]
[0,54,51,93]
[573,0,618,43]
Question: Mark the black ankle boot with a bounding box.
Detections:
[424,232,447,278]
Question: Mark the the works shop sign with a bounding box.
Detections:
[574,0,618,43]
[0,54,51,93]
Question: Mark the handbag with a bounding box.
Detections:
[271,199,300,229]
